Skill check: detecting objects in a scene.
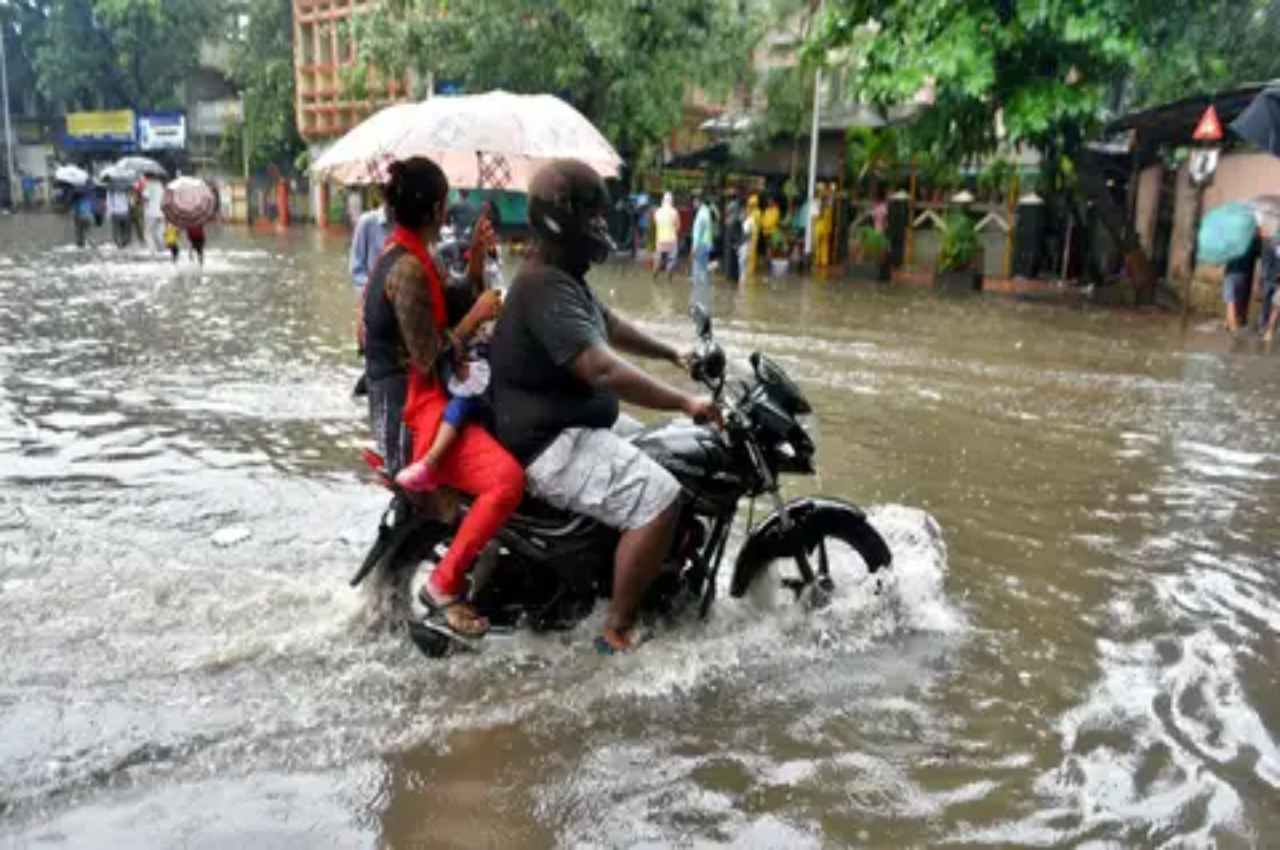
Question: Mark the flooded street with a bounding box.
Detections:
[2,212,1278,848]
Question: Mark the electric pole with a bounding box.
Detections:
[0,22,17,209]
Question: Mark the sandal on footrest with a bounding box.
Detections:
[417,587,489,640]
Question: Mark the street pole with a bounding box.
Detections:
[241,95,252,224]
[0,26,17,209]
[803,65,821,256]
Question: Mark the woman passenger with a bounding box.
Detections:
[363,157,524,637]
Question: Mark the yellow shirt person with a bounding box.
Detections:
[760,200,781,242]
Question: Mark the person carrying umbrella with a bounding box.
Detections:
[106,182,132,248]
[71,190,95,248]
[162,177,219,264]
[1198,202,1267,332]
[1223,229,1261,332]
[186,224,206,265]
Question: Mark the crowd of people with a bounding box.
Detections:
[349,157,720,653]
[64,174,207,263]
[630,186,852,297]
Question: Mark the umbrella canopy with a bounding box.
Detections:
[98,164,138,186]
[115,156,168,178]
[311,90,623,188]
[54,165,90,187]
[1197,202,1259,266]
[1247,195,1280,235]
[1229,88,1280,158]
[162,177,219,228]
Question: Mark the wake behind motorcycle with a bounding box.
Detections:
[353,305,892,657]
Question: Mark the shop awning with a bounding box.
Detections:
[1106,81,1276,150]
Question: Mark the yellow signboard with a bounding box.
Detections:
[66,110,136,139]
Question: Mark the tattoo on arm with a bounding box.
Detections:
[386,256,442,374]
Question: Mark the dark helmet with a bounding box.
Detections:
[528,159,614,265]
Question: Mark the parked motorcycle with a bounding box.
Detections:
[353,305,892,657]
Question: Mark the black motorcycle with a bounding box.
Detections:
[352,305,892,657]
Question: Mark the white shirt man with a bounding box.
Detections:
[142,178,166,251]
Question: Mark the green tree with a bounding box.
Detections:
[1128,0,1279,108]
[0,1,52,112]
[20,0,228,110]
[223,0,304,173]
[808,0,1236,298]
[352,0,758,175]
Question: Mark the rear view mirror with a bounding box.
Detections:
[689,304,712,339]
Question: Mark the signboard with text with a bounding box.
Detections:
[138,112,186,151]
[63,110,136,149]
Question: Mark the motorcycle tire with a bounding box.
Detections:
[730,498,891,603]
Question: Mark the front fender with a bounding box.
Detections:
[730,497,891,597]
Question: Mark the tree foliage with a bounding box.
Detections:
[812,0,1142,174]
[813,0,1280,171]
[352,0,758,164]
[224,0,304,173]
[0,1,49,111]
[1,0,228,111]
[1127,0,1280,108]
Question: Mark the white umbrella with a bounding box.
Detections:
[99,164,137,186]
[311,90,622,189]
[115,156,167,178]
[54,165,90,187]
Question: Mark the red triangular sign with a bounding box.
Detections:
[1192,104,1223,142]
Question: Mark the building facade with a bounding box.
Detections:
[293,0,408,143]
[292,0,409,223]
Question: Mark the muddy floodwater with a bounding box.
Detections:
[1,213,1278,849]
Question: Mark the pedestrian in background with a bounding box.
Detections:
[129,180,146,244]
[761,196,781,249]
[739,194,759,284]
[164,222,180,263]
[653,191,680,282]
[722,189,741,282]
[143,176,166,251]
[186,224,206,265]
[1223,225,1262,332]
[691,195,714,314]
[1258,219,1280,332]
[72,191,95,248]
[635,196,651,257]
[350,197,392,351]
[107,185,132,248]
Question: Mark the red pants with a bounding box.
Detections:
[412,420,524,597]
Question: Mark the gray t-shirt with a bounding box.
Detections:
[489,262,620,464]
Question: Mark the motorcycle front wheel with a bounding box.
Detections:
[730,498,891,607]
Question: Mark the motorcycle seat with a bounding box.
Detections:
[507,494,596,535]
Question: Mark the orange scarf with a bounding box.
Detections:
[388,225,450,441]
[388,224,447,330]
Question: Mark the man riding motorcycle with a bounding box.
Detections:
[488,159,722,653]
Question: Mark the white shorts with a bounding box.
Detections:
[526,425,681,530]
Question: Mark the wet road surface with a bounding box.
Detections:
[1,213,1278,848]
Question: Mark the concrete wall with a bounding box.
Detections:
[1170,152,1280,281]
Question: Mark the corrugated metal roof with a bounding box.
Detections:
[1106,81,1277,148]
